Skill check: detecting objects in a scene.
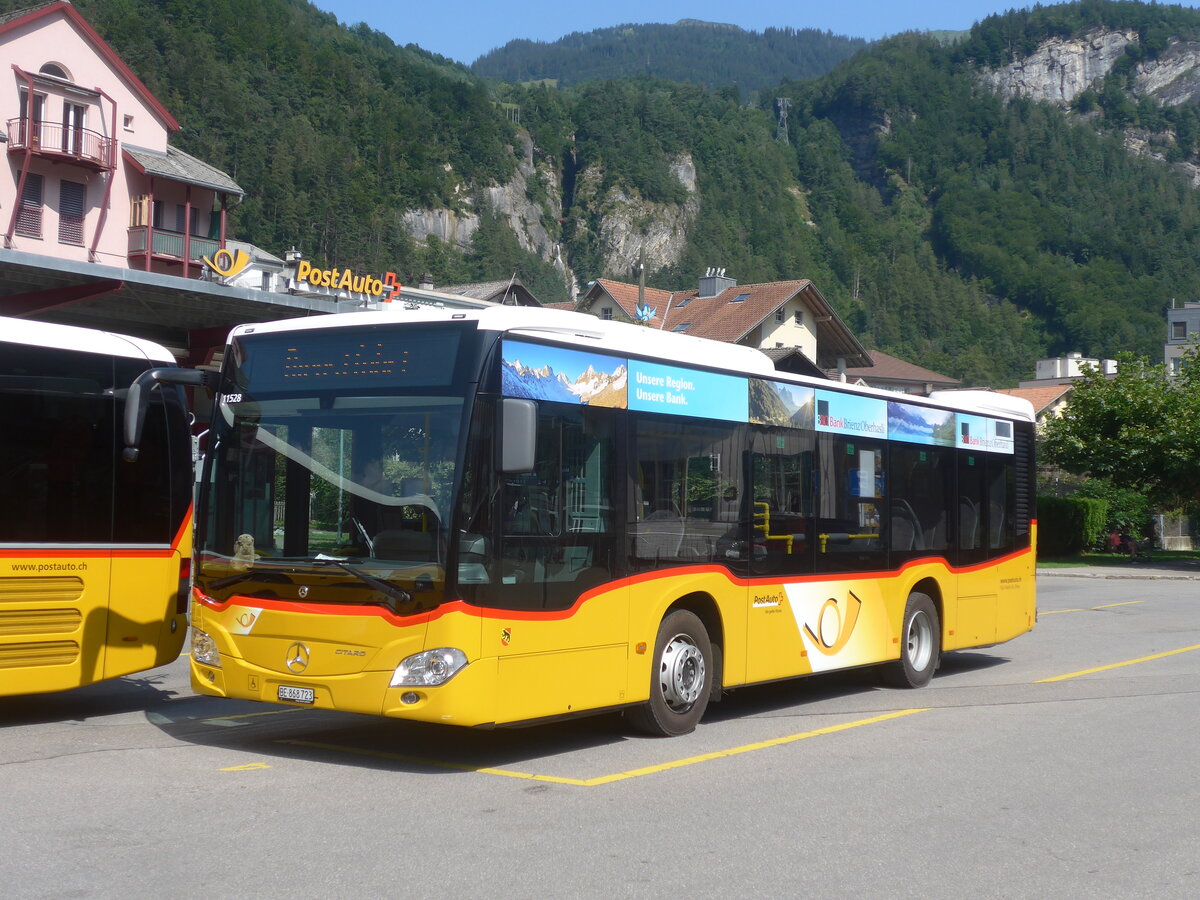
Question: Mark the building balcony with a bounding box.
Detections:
[127,226,219,267]
[5,118,115,171]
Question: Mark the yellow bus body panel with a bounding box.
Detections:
[0,521,190,697]
[192,545,1035,727]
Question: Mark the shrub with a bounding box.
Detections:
[1037,495,1109,556]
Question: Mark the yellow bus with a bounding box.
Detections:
[186,306,1036,735]
[0,318,198,696]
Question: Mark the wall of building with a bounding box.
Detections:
[756,299,817,361]
[1165,301,1200,374]
[2,10,174,267]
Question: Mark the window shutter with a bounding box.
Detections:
[15,173,44,237]
[59,180,86,244]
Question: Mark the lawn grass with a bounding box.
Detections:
[1037,549,1200,568]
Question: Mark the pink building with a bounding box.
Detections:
[1,1,241,277]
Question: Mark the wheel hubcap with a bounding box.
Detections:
[658,633,706,711]
[906,610,933,672]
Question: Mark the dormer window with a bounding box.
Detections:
[39,63,71,81]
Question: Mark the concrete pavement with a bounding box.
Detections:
[1037,557,1200,580]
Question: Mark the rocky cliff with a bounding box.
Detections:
[569,154,699,277]
[981,29,1137,105]
[402,132,577,295]
[983,27,1200,109]
[982,28,1200,183]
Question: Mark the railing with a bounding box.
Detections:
[127,226,219,264]
[6,118,115,169]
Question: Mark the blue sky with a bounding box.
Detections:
[312,1,1196,66]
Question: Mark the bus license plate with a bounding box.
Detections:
[278,685,314,704]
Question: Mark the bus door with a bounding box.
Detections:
[482,403,628,723]
[744,428,816,682]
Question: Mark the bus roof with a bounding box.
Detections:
[0,316,176,364]
[226,305,1034,423]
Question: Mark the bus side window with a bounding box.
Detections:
[748,427,814,576]
[987,456,1016,556]
[815,433,887,573]
[483,404,619,611]
[0,344,113,543]
[631,417,742,571]
[889,442,953,563]
[957,451,987,566]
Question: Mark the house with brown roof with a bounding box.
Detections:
[420,275,542,307]
[825,349,961,395]
[993,384,1073,427]
[576,270,872,371]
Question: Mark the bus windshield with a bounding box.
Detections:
[197,325,473,609]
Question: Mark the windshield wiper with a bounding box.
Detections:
[305,559,414,613]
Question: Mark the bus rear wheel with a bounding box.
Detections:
[627,610,712,737]
[882,591,940,688]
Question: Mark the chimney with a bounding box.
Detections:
[418,273,434,290]
[698,267,736,298]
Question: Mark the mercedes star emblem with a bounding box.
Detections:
[285,641,310,673]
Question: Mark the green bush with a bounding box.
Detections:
[1037,495,1109,556]
[1072,478,1152,537]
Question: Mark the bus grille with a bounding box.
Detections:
[0,609,82,635]
[0,576,85,603]
[0,640,79,668]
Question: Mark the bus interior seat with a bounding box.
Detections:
[989,503,1005,548]
[890,499,924,551]
[959,497,979,549]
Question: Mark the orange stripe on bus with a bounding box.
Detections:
[201,545,1035,626]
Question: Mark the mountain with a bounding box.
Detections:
[471,20,868,95]
[501,359,628,405]
[35,0,1200,387]
[501,360,578,402]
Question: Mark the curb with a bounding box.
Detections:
[1037,569,1200,581]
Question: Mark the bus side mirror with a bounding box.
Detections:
[123,368,218,462]
[500,398,537,474]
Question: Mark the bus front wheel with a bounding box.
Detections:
[627,610,712,737]
[883,591,940,688]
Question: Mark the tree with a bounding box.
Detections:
[1041,349,1200,509]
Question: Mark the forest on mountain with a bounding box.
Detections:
[471,21,867,96]
[20,0,1200,386]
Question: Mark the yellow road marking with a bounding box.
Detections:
[202,708,304,724]
[1037,643,1200,683]
[220,762,272,772]
[278,708,929,787]
[1040,600,1145,616]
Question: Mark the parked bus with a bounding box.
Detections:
[177,306,1036,735]
[0,318,196,696]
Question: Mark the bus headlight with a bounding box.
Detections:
[390,648,468,687]
[191,629,221,667]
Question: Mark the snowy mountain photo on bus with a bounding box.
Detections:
[501,340,628,407]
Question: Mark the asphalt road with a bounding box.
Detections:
[1,576,1197,899]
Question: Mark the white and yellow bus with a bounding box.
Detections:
[0,318,196,696]
[186,306,1036,735]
